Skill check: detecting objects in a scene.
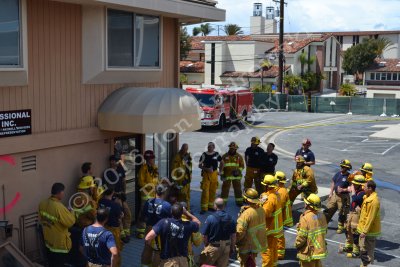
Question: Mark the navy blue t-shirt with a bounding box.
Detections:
[98,198,122,228]
[81,225,116,265]
[350,190,365,211]
[103,165,126,193]
[202,210,236,243]
[261,152,278,174]
[332,171,350,193]
[245,147,264,168]
[143,198,172,226]
[295,148,315,163]
[153,218,199,259]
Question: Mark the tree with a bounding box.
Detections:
[371,37,393,59]
[284,74,302,94]
[223,24,243,35]
[251,83,272,93]
[260,59,273,89]
[193,23,215,36]
[298,51,316,76]
[192,27,201,36]
[180,27,192,60]
[339,83,357,96]
[342,39,379,75]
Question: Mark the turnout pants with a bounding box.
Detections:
[200,240,231,267]
[324,192,350,224]
[121,201,132,239]
[244,167,263,194]
[200,171,218,211]
[177,183,191,209]
[238,253,257,267]
[261,235,278,267]
[141,226,161,267]
[360,236,376,266]
[221,179,243,205]
[106,226,122,267]
[289,188,316,203]
[300,260,322,267]
[276,232,286,259]
[345,211,360,251]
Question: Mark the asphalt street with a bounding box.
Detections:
[179,111,400,267]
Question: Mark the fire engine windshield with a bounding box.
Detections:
[191,93,216,107]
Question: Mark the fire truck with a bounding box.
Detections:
[186,86,253,128]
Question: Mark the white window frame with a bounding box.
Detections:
[0,0,28,86]
[105,9,161,70]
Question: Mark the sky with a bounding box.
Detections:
[187,0,400,35]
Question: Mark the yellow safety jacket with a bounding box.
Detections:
[295,210,328,262]
[38,197,75,253]
[221,152,245,180]
[171,153,192,186]
[261,189,283,237]
[236,205,268,254]
[357,192,381,237]
[277,186,293,227]
[72,193,97,228]
[291,166,318,194]
[138,163,159,201]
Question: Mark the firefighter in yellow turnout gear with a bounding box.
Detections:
[73,176,98,228]
[289,155,318,203]
[236,188,268,267]
[360,162,374,181]
[275,171,293,260]
[171,143,192,208]
[295,194,328,267]
[199,142,222,214]
[260,175,283,267]
[244,136,265,195]
[137,150,159,239]
[220,142,245,206]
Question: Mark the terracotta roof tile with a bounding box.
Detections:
[220,65,290,78]
[367,59,400,72]
[180,60,205,73]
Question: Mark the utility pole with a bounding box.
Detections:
[273,0,287,93]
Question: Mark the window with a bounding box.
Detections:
[107,9,160,68]
[381,73,387,81]
[370,73,375,80]
[393,73,398,81]
[0,0,21,67]
[352,35,359,46]
[376,73,381,80]
[386,73,392,81]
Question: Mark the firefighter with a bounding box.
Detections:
[73,176,98,228]
[79,162,99,202]
[171,143,192,209]
[220,142,245,206]
[181,202,203,267]
[39,183,75,267]
[236,188,268,267]
[323,159,352,234]
[137,150,159,239]
[360,162,374,181]
[117,193,132,244]
[357,180,381,267]
[289,155,318,203]
[295,194,328,267]
[295,138,315,166]
[260,175,283,267]
[244,136,264,194]
[275,171,293,260]
[199,142,222,214]
[341,175,366,258]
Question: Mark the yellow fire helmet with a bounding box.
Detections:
[97,185,107,198]
[304,193,321,210]
[78,175,95,190]
[295,155,306,163]
[352,174,367,185]
[361,163,373,174]
[275,171,287,184]
[229,141,239,149]
[251,136,261,145]
[261,174,278,187]
[243,188,260,204]
[340,159,352,169]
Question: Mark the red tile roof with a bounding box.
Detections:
[180,61,205,73]
[366,59,400,72]
[220,65,290,78]
[189,34,330,54]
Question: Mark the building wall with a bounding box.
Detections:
[0,0,179,250]
[366,89,400,98]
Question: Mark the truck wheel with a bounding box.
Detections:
[218,115,226,130]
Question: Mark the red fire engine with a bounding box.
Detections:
[186,86,253,128]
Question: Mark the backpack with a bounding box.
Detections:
[84,227,106,261]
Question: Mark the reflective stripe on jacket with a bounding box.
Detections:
[221,152,245,180]
[138,164,159,200]
[295,210,328,262]
[38,197,75,253]
[277,186,293,227]
[291,166,318,194]
[236,206,268,254]
[261,189,283,236]
[357,191,381,237]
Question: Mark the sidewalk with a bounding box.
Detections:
[121,186,330,267]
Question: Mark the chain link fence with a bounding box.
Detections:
[253,93,400,116]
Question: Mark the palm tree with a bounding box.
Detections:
[298,51,316,76]
[223,24,243,35]
[192,27,201,36]
[372,37,393,59]
[260,59,273,89]
[193,23,214,36]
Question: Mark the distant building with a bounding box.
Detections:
[365,59,400,98]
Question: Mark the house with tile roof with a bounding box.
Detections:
[365,59,400,98]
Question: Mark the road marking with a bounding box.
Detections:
[284,228,400,260]
[382,143,400,155]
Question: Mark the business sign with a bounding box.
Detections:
[0,109,32,138]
